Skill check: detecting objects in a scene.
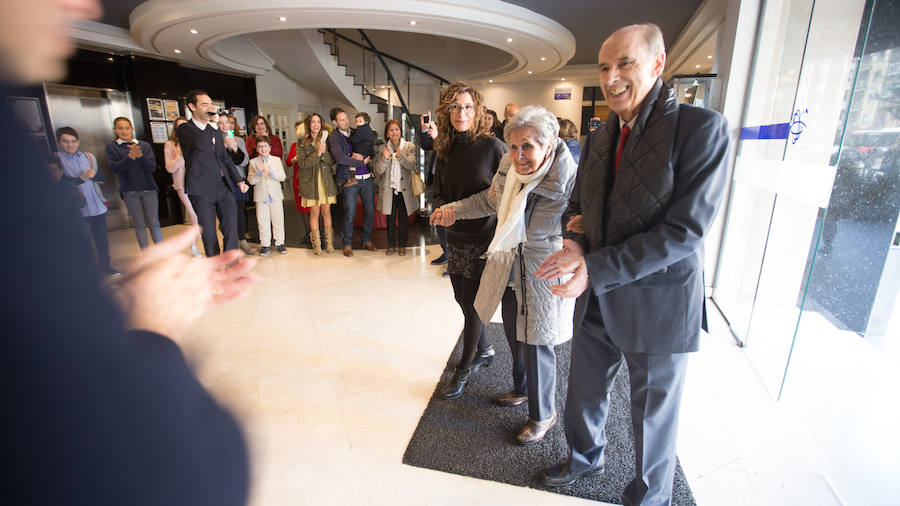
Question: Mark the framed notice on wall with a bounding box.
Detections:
[554,87,572,100]
[163,99,180,121]
[149,121,168,144]
[146,98,165,120]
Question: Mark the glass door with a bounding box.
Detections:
[713,0,900,502]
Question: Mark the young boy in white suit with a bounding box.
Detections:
[247,137,287,256]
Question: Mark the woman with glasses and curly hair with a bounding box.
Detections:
[420,81,513,399]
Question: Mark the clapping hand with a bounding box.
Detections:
[127,143,142,159]
[111,226,260,343]
[382,145,392,159]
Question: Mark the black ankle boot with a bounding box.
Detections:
[442,366,472,399]
[471,346,496,370]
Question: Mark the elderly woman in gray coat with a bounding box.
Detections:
[431,105,576,444]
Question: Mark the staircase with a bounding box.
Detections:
[319,29,405,124]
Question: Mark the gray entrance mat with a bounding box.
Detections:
[402,323,696,504]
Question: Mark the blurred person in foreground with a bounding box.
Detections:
[535,24,729,504]
[0,1,259,505]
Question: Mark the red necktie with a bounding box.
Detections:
[614,125,631,174]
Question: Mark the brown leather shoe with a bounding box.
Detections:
[398,247,406,256]
[516,412,557,445]
[386,247,395,256]
[343,246,353,257]
[363,241,376,251]
[496,391,528,407]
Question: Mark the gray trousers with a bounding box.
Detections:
[565,295,689,506]
[501,286,558,422]
[122,190,162,249]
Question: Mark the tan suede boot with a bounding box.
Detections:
[323,227,335,253]
[310,229,322,255]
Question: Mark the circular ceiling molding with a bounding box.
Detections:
[129,0,575,81]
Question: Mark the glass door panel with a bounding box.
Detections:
[712,0,814,346]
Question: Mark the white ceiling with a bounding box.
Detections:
[77,0,722,101]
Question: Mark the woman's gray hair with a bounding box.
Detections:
[503,105,559,147]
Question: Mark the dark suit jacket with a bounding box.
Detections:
[1,94,248,505]
[177,122,245,197]
[563,79,730,353]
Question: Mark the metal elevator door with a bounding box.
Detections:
[44,84,135,230]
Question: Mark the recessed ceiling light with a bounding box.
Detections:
[707,55,712,59]
[527,70,533,74]
[540,57,546,61]
[507,37,513,43]
[279,16,287,22]
[409,20,417,25]
[488,80,493,83]
[695,64,701,69]
[561,78,566,81]
[174,49,182,54]
[190,29,198,34]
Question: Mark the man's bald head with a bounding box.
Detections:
[606,23,665,60]
[504,103,520,121]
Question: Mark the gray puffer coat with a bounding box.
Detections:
[443,140,577,346]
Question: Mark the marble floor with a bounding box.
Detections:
[107,225,849,506]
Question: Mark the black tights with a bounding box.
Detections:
[450,274,490,369]
[450,275,518,370]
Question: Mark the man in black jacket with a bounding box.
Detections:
[2,1,257,505]
[178,90,250,256]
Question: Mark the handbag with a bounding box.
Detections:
[411,170,426,196]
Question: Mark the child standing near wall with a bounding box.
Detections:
[247,136,287,257]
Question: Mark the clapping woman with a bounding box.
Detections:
[297,113,338,255]
[374,119,418,256]
[431,105,576,443]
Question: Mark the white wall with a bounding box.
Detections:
[481,77,598,125]
[255,67,326,119]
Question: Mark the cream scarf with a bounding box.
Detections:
[389,138,406,191]
[483,140,557,260]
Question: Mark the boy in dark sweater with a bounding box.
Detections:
[349,112,376,164]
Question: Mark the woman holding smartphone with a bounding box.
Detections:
[420,82,511,399]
